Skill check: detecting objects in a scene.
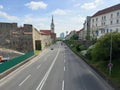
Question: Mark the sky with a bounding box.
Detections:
[0,0,120,37]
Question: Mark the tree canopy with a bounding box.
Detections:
[70,34,79,40]
[91,32,120,61]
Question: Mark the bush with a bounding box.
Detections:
[76,44,81,51]
[75,44,87,52]
[86,48,92,60]
[70,34,79,40]
[79,45,87,50]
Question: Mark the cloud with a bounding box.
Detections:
[23,14,48,23]
[0,11,19,21]
[70,16,85,23]
[20,14,49,29]
[0,5,3,9]
[51,9,71,15]
[25,1,47,10]
[81,0,103,10]
[74,3,81,7]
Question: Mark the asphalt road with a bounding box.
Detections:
[0,41,114,90]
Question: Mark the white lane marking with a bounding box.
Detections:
[0,59,36,87]
[37,64,41,69]
[64,54,65,58]
[64,66,65,71]
[36,48,60,90]
[62,80,64,90]
[64,59,65,63]
[0,49,51,86]
[19,74,31,86]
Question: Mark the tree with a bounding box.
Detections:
[70,34,79,40]
[91,32,120,61]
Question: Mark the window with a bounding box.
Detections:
[101,22,103,26]
[116,28,118,32]
[96,31,99,36]
[117,12,119,16]
[110,29,112,32]
[106,29,109,33]
[111,14,113,18]
[104,22,105,25]
[96,24,97,26]
[101,29,105,34]
[92,19,94,23]
[116,19,119,24]
[102,16,103,20]
[96,18,98,21]
[104,16,106,20]
[110,21,113,25]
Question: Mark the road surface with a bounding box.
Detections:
[0,41,113,90]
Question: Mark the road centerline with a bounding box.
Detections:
[36,48,60,90]
[37,64,41,69]
[62,80,64,90]
[64,66,66,71]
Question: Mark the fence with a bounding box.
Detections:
[0,51,34,73]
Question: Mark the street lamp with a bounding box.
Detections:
[108,30,113,75]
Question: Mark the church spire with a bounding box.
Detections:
[52,15,54,23]
[51,15,54,33]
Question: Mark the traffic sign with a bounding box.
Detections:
[108,63,113,68]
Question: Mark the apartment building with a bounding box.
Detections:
[79,28,84,40]
[90,3,120,39]
[65,30,76,40]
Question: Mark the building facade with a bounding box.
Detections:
[65,30,76,40]
[79,28,84,40]
[0,16,56,53]
[0,22,53,53]
[90,4,120,39]
[60,32,65,39]
[10,24,34,53]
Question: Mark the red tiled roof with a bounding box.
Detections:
[92,3,120,17]
[40,30,51,35]
[76,31,80,34]
[40,32,48,35]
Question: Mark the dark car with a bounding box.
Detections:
[51,48,54,50]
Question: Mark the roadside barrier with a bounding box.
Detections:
[0,51,34,73]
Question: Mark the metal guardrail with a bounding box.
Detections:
[0,51,34,73]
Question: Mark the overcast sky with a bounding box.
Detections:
[0,0,120,37]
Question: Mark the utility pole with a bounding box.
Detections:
[108,30,113,75]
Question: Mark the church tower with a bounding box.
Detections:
[51,15,55,33]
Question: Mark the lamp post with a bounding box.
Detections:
[108,30,113,75]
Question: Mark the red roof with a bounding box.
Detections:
[79,28,84,32]
[40,30,51,35]
[76,31,80,34]
[92,3,120,17]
